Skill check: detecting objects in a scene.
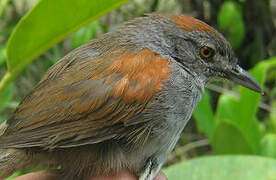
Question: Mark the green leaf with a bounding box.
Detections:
[163,155,276,180]
[213,57,276,154]
[6,0,129,69]
[216,94,240,123]
[239,58,276,124]
[212,120,253,154]
[0,83,14,110]
[193,91,215,139]
[218,1,245,49]
[214,94,258,153]
[261,134,276,159]
[0,0,130,95]
[238,58,276,153]
[215,94,260,153]
[71,20,100,49]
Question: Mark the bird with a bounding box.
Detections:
[0,13,263,180]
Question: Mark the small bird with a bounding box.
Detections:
[0,14,263,180]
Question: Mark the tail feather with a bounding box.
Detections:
[0,121,57,179]
[0,149,29,179]
[0,121,29,179]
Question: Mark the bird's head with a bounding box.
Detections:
[122,14,263,93]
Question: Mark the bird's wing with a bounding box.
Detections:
[0,47,171,150]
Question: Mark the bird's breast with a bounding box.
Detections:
[152,63,203,130]
[129,63,203,162]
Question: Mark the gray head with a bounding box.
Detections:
[118,13,263,93]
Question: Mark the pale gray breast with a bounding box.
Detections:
[156,62,203,151]
[134,62,204,155]
[126,62,204,171]
[150,62,203,135]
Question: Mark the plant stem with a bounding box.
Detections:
[0,72,12,95]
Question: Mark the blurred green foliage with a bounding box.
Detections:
[164,156,276,180]
[0,47,6,66]
[0,0,275,179]
[71,21,100,49]
[218,1,245,49]
[194,58,276,156]
[261,133,276,158]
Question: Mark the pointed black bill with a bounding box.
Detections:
[227,65,264,94]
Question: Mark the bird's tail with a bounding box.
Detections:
[0,149,29,179]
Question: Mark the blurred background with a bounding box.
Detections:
[0,0,276,179]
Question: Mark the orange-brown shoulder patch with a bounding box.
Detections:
[91,49,171,103]
[171,15,215,33]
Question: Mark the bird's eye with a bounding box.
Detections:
[200,46,215,60]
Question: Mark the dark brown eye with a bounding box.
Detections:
[200,46,215,59]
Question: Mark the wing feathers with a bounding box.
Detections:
[1,48,171,149]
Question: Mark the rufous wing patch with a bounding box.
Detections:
[171,15,215,33]
[92,49,171,104]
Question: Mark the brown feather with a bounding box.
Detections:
[0,48,171,150]
[170,14,215,33]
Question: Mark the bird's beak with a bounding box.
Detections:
[226,65,264,94]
